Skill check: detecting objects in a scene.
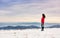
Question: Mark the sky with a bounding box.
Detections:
[0,0,60,23]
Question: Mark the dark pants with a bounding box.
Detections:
[41,23,44,31]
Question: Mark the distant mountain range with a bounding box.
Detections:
[0,24,60,30]
[47,25,60,28]
[0,25,40,30]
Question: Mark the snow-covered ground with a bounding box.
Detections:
[0,28,60,38]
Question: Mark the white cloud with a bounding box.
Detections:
[0,0,60,22]
[0,10,13,16]
[0,0,60,17]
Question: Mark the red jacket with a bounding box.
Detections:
[41,17,45,24]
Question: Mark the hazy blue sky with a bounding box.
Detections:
[0,0,60,23]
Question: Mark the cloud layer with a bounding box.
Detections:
[0,0,60,22]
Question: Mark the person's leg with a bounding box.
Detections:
[42,27,44,31]
[41,27,42,31]
[41,24,44,31]
[41,24,43,31]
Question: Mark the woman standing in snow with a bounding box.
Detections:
[41,14,46,31]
